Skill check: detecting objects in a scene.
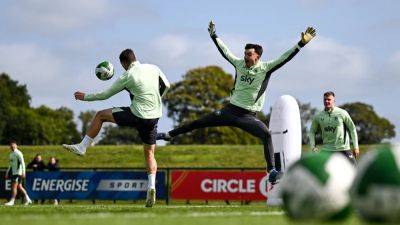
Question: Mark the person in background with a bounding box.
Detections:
[27,154,46,171]
[4,140,32,206]
[47,157,60,205]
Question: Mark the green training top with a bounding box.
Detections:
[309,106,359,151]
[84,61,170,119]
[6,149,26,176]
[211,33,305,112]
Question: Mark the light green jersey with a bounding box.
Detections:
[211,34,304,112]
[84,61,170,119]
[6,149,26,176]
[309,107,359,151]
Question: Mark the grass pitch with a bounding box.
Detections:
[0,203,363,225]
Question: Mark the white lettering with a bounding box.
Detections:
[200,179,256,193]
[200,179,212,193]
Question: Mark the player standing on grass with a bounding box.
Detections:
[157,21,316,184]
[62,49,170,207]
[4,140,32,206]
[309,91,359,165]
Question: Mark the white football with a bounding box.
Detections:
[280,152,356,220]
[95,61,114,81]
[351,145,400,222]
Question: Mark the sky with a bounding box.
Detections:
[0,0,399,142]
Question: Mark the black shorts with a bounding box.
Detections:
[112,107,158,145]
[11,175,23,184]
[338,150,357,166]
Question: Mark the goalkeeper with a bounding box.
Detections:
[157,21,316,184]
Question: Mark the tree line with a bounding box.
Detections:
[0,67,395,145]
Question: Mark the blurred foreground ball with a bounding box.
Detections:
[280,152,356,220]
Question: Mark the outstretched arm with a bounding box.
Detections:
[208,20,240,66]
[75,75,128,101]
[266,27,316,73]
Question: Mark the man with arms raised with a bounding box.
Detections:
[63,49,170,207]
[309,91,359,165]
[157,21,316,184]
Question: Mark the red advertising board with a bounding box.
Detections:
[171,170,270,201]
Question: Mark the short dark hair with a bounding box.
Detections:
[119,49,136,64]
[9,140,17,144]
[323,91,335,98]
[245,43,263,56]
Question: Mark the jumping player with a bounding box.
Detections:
[157,21,316,184]
[62,49,170,207]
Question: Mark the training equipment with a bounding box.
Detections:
[351,145,400,222]
[95,61,114,81]
[267,95,301,206]
[280,152,356,220]
[269,95,302,172]
[266,95,302,206]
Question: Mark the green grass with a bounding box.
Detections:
[0,204,363,225]
[0,145,381,169]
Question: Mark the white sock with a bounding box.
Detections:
[80,135,93,149]
[8,198,15,203]
[148,174,156,189]
[25,194,31,201]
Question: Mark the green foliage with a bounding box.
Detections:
[98,125,142,145]
[0,73,80,144]
[0,144,376,169]
[78,110,96,137]
[297,101,318,144]
[163,66,268,144]
[339,102,395,144]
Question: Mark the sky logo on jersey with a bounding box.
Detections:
[324,126,336,133]
[240,75,255,85]
[96,179,148,191]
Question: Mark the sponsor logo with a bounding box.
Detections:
[324,126,336,133]
[32,178,89,192]
[200,179,256,193]
[96,179,148,191]
[240,75,255,85]
[5,180,11,191]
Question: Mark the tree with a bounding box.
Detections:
[98,125,142,145]
[163,66,268,144]
[79,110,96,137]
[297,101,318,144]
[339,102,395,144]
[0,73,80,144]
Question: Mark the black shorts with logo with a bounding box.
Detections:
[11,175,23,184]
[112,107,158,145]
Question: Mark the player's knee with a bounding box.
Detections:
[96,110,109,121]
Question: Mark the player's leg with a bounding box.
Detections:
[137,118,159,207]
[338,150,357,166]
[231,115,281,183]
[17,183,32,205]
[144,144,157,207]
[157,109,230,141]
[5,178,18,206]
[63,108,115,155]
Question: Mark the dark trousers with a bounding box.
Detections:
[338,150,357,166]
[169,104,275,171]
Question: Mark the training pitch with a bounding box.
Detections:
[0,203,363,225]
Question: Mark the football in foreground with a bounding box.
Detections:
[351,144,400,222]
[280,151,356,220]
